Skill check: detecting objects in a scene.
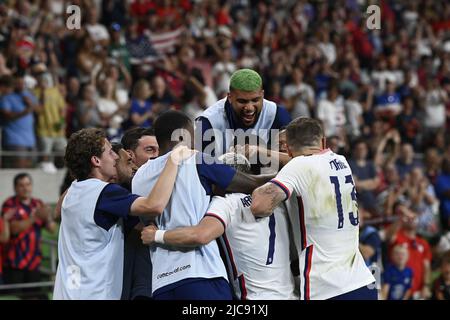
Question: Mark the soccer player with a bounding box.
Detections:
[141,152,298,300]
[121,127,159,167]
[132,111,274,300]
[196,68,291,158]
[53,128,193,299]
[251,117,377,300]
[111,142,151,300]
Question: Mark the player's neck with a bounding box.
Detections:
[294,146,324,157]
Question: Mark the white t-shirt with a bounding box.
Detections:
[271,149,376,300]
[317,96,346,137]
[132,152,228,294]
[207,193,298,300]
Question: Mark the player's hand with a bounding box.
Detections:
[141,225,158,245]
[170,145,197,165]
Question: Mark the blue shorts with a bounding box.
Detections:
[328,284,378,300]
[153,277,233,300]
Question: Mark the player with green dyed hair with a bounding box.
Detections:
[229,69,263,92]
[196,68,291,160]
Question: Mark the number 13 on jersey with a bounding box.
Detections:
[330,175,359,229]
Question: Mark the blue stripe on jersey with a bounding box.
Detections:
[270,179,290,200]
[94,183,139,231]
[298,196,306,250]
[303,245,313,300]
[195,152,236,195]
[265,215,276,265]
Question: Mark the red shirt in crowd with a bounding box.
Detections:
[391,230,432,293]
[1,196,45,271]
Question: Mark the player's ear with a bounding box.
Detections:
[126,149,136,163]
[91,155,101,168]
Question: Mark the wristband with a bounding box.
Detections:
[154,230,166,244]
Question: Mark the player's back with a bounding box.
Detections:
[275,149,375,299]
[132,152,228,294]
[209,193,297,299]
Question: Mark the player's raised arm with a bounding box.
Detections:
[250,182,287,217]
[141,216,224,247]
[130,145,196,216]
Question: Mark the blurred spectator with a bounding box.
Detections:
[282,67,315,119]
[348,139,380,216]
[129,79,153,128]
[395,143,423,179]
[149,75,175,115]
[182,67,217,121]
[374,80,402,119]
[387,204,432,300]
[32,67,67,173]
[406,168,439,238]
[76,34,104,84]
[359,212,382,267]
[435,159,450,231]
[316,84,346,138]
[0,73,39,168]
[421,77,448,137]
[0,208,14,285]
[424,147,442,185]
[1,173,56,299]
[431,250,450,300]
[381,244,413,300]
[395,96,421,148]
[76,84,105,129]
[377,163,405,217]
[343,88,363,140]
[121,127,159,167]
[97,77,125,139]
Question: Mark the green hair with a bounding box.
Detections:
[229,69,262,92]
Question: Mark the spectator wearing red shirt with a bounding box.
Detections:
[1,173,57,298]
[0,209,14,284]
[387,203,432,299]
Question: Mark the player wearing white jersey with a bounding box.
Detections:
[134,111,274,300]
[251,117,377,300]
[141,153,298,300]
[53,128,193,300]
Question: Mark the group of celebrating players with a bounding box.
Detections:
[53,69,377,300]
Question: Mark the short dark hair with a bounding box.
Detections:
[153,111,192,147]
[285,117,324,151]
[65,128,106,181]
[13,172,32,187]
[111,142,124,155]
[121,127,155,151]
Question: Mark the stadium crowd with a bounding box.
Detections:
[0,0,450,299]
